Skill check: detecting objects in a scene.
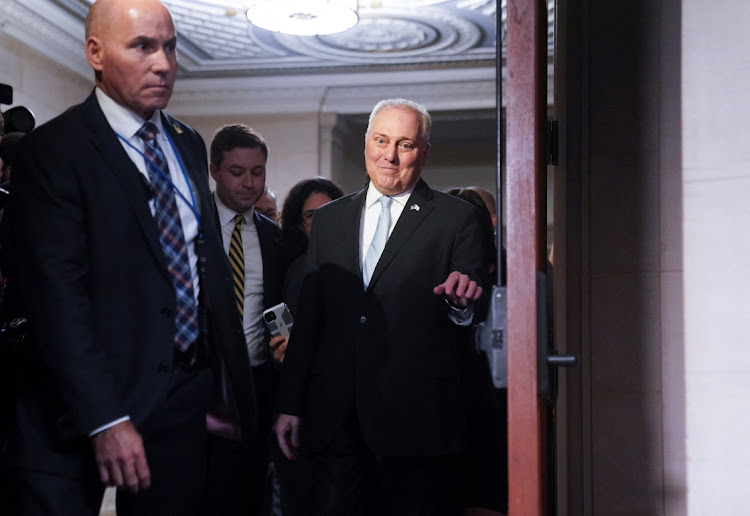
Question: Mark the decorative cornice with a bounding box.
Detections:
[168,67,499,115]
[168,66,555,116]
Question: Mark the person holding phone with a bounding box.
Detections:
[267,177,344,516]
[208,124,284,515]
[268,177,344,365]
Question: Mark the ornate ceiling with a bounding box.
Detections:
[166,0,502,77]
[0,0,554,114]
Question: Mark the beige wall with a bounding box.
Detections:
[682,0,750,514]
[0,32,91,126]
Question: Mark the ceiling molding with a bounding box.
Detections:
[169,67,499,115]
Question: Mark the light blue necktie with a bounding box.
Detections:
[363,195,392,288]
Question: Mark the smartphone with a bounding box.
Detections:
[262,302,294,340]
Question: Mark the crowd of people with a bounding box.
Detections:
[0,1,509,515]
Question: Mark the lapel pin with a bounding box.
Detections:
[410,203,420,211]
[172,123,183,135]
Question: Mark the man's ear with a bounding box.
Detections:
[209,163,219,181]
[422,143,431,162]
[86,37,104,72]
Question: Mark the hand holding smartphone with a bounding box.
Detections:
[262,302,294,340]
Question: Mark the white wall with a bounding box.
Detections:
[0,32,91,127]
[682,1,750,514]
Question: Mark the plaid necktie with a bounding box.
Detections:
[136,122,199,352]
[228,214,244,320]
[363,195,392,288]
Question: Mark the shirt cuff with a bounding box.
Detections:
[89,416,131,437]
[446,301,474,326]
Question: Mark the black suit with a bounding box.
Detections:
[4,91,255,515]
[277,179,489,514]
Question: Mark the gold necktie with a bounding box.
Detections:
[228,214,244,319]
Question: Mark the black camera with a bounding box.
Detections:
[1,83,36,134]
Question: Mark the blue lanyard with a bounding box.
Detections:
[116,129,202,233]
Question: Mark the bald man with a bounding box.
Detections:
[4,1,255,514]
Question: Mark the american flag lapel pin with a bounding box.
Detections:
[410,203,420,212]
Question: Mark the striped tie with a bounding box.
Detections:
[228,213,245,319]
[136,122,199,352]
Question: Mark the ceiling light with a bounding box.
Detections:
[246,0,359,36]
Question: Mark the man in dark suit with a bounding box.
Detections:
[4,1,255,515]
[207,124,284,514]
[274,98,490,515]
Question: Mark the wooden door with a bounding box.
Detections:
[505,0,551,514]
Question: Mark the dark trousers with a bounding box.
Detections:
[6,365,213,516]
[309,409,461,516]
[272,435,313,516]
[206,361,273,515]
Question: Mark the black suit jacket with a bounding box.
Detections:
[251,210,285,371]
[277,179,489,457]
[254,210,284,315]
[6,91,255,474]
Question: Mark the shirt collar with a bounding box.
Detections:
[214,191,254,228]
[365,182,415,210]
[95,87,164,140]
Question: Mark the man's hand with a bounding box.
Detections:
[91,420,150,493]
[274,414,301,460]
[433,270,483,308]
[269,334,288,363]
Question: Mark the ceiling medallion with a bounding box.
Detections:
[322,18,436,53]
[246,0,359,36]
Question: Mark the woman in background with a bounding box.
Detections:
[272,177,343,516]
[275,177,344,346]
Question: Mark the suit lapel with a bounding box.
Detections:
[80,92,169,277]
[161,113,205,220]
[343,189,367,280]
[367,179,434,289]
[254,211,281,309]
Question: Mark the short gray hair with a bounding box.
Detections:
[365,98,432,145]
